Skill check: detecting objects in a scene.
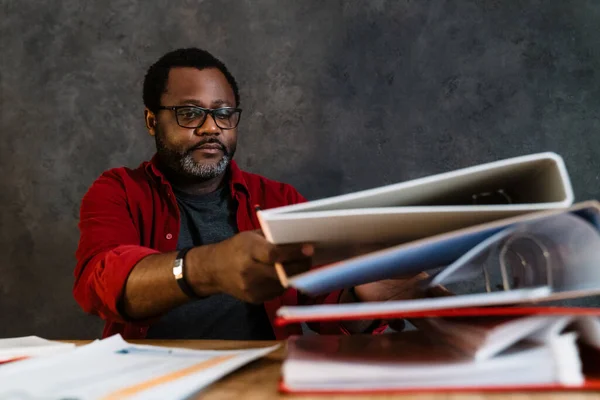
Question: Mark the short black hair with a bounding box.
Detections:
[143,48,240,113]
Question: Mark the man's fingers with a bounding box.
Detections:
[272,243,314,263]
[281,258,312,277]
[252,240,314,264]
[246,283,285,304]
[242,261,286,302]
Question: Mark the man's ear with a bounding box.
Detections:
[144,108,157,136]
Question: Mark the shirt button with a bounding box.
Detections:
[166,233,173,240]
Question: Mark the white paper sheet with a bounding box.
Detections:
[0,335,279,400]
[0,336,75,363]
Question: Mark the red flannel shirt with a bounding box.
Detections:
[74,156,347,340]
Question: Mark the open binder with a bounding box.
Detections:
[274,201,600,324]
[275,202,600,392]
[272,200,599,298]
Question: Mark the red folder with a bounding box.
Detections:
[277,306,600,393]
[275,305,600,327]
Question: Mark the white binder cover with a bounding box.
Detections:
[257,152,573,246]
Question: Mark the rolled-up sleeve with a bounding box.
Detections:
[73,173,159,323]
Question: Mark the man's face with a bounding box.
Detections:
[150,67,238,180]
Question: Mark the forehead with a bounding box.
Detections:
[162,67,235,105]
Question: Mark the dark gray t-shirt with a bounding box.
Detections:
[146,185,275,340]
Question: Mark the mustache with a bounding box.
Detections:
[186,139,228,155]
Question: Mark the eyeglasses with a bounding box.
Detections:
[158,105,242,130]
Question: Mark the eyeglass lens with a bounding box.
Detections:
[175,107,240,129]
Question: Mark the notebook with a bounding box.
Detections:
[281,316,600,393]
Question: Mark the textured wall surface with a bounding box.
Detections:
[1,0,599,338]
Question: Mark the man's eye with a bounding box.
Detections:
[178,109,204,120]
[214,109,234,119]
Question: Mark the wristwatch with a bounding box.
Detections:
[173,247,200,299]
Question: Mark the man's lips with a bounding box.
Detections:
[192,143,225,154]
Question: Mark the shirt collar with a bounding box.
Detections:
[145,154,249,196]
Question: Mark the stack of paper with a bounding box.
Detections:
[0,335,278,399]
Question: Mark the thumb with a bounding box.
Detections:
[250,229,265,237]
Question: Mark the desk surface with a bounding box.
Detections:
[69,339,598,400]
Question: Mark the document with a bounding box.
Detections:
[0,336,75,364]
[0,335,279,400]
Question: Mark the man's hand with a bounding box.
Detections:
[186,231,314,304]
[341,272,443,333]
[353,272,430,303]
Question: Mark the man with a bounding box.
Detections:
[74,48,422,340]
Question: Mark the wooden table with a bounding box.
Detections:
[69,340,599,400]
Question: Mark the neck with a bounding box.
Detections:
[172,174,226,196]
[159,163,229,196]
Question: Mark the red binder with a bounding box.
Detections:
[277,306,600,393]
[275,305,600,327]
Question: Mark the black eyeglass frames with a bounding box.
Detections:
[158,105,242,130]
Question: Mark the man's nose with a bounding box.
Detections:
[194,114,220,136]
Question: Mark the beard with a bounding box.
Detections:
[154,130,234,181]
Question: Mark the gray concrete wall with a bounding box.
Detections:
[1,0,599,338]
